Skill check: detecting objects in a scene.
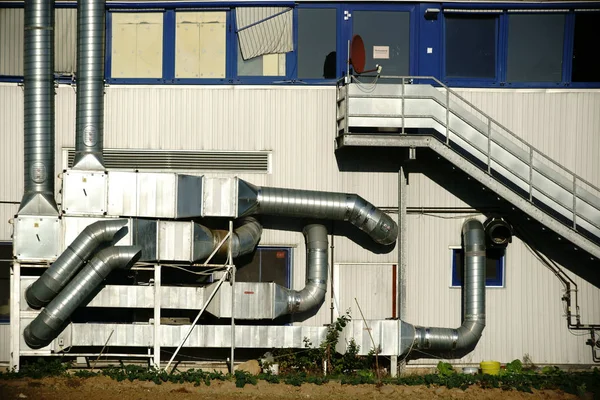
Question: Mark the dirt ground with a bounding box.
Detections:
[0,376,582,400]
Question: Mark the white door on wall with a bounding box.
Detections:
[333,263,395,321]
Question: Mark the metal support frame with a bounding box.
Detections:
[397,166,407,321]
[153,264,161,368]
[10,262,20,371]
[164,222,235,373]
[229,220,235,374]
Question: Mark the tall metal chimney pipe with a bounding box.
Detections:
[19,0,58,215]
[72,0,106,170]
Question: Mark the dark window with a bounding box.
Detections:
[572,13,600,83]
[0,242,11,323]
[451,248,504,288]
[507,13,565,82]
[445,15,496,79]
[353,11,410,76]
[236,247,291,288]
[298,8,337,79]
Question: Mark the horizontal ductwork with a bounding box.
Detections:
[238,180,397,246]
[25,219,129,309]
[61,173,397,246]
[24,245,142,349]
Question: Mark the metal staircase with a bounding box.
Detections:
[336,76,600,260]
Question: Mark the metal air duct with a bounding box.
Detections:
[197,217,263,259]
[483,217,513,248]
[72,0,106,170]
[19,0,58,215]
[403,219,486,356]
[24,245,142,349]
[238,181,397,245]
[282,224,328,315]
[25,219,128,309]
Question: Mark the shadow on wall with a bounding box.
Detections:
[335,147,405,173]
[412,150,600,289]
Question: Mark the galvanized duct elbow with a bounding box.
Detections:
[193,217,262,261]
[25,219,128,309]
[407,219,486,356]
[19,0,58,215]
[282,224,328,315]
[238,181,397,245]
[73,0,106,170]
[24,245,142,349]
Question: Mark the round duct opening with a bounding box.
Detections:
[483,217,513,248]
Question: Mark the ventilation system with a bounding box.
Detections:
[66,148,271,173]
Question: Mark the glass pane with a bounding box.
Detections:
[572,13,600,82]
[175,12,227,79]
[260,249,290,288]
[353,11,410,76]
[298,8,337,79]
[236,251,261,282]
[445,15,496,79]
[507,14,565,82]
[111,13,163,78]
[0,243,11,322]
[452,248,503,287]
[238,46,286,76]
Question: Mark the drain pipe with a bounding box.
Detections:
[403,219,486,356]
[238,181,397,246]
[25,219,128,309]
[24,245,142,349]
[274,224,328,316]
[19,0,58,215]
[72,0,106,170]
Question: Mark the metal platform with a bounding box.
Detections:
[336,77,600,261]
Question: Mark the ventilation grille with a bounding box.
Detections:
[65,149,270,173]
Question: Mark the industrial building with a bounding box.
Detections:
[0,0,599,373]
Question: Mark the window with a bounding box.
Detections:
[175,12,227,79]
[111,12,164,79]
[572,13,600,82]
[236,247,291,288]
[353,11,410,76]
[506,13,565,83]
[451,247,504,288]
[0,242,11,322]
[297,8,337,79]
[445,14,496,79]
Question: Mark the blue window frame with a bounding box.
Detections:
[441,5,600,88]
[451,247,505,288]
[236,246,292,288]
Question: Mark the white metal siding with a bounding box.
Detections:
[0,84,599,363]
[0,324,9,363]
[0,9,77,76]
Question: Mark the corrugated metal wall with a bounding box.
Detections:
[0,83,599,363]
[0,8,77,76]
[0,324,9,363]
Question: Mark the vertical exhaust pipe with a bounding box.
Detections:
[19,0,58,215]
[73,0,106,170]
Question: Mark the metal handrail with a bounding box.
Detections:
[338,75,600,235]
